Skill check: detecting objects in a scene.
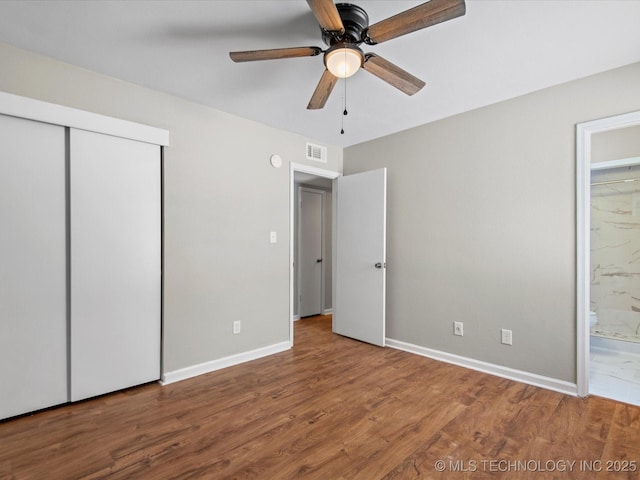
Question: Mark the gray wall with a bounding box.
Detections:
[592,125,640,163]
[344,62,640,383]
[4,38,640,387]
[0,42,343,374]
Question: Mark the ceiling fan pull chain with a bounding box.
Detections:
[341,76,348,135]
[343,49,348,116]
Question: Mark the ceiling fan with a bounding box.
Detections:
[229,0,466,110]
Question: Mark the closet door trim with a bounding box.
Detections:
[0,91,170,147]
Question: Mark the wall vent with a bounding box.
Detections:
[306,142,327,163]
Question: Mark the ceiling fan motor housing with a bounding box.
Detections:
[321,3,369,46]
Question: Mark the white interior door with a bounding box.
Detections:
[334,168,387,346]
[299,188,324,317]
[70,129,161,401]
[0,115,68,419]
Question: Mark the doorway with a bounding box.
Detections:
[576,110,640,402]
[289,163,388,348]
[297,186,328,317]
[289,163,340,345]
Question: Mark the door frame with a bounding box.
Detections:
[576,109,640,397]
[297,186,326,318]
[290,162,340,346]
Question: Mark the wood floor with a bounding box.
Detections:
[2,315,639,480]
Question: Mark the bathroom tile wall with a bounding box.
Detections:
[591,165,640,341]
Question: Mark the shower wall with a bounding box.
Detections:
[591,166,640,342]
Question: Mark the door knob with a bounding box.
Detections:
[317,259,323,263]
[375,262,385,269]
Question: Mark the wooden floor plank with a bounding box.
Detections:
[1,315,639,479]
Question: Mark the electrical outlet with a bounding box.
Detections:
[233,320,241,335]
[501,329,512,345]
[454,321,463,336]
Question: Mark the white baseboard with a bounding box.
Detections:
[161,341,291,385]
[293,310,330,321]
[386,338,577,397]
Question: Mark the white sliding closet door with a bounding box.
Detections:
[70,129,161,401]
[0,115,68,418]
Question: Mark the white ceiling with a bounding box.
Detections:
[0,0,639,147]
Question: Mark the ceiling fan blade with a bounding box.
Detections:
[364,0,465,45]
[362,54,425,96]
[307,69,338,110]
[306,0,345,33]
[230,46,322,63]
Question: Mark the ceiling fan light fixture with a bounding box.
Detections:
[324,44,363,78]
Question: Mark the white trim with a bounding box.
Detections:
[294,310,331,320]
[160,341,290,385]
[591,156,640,171]
[387,338,577,396]
[576,121,590,398]
[0,91,170,146]
[291,162,340,179]
[576,110,640,398]
[290,162,340,348]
